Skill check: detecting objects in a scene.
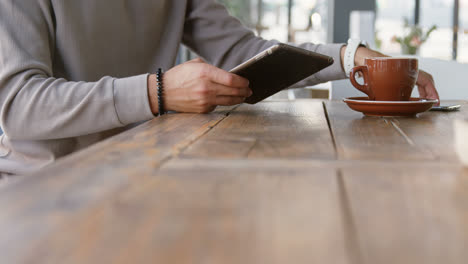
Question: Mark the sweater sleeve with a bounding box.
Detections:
[0,0,154,141]
[182,0,347,85]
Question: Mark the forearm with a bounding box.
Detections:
[0,0,154,140]
[1,72,153,140]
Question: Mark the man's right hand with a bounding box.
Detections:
[148,58,252,114]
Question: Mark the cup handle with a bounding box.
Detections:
[350,66,374,100]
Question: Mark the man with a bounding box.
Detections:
[0,0,439,175]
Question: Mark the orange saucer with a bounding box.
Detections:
[343,97,438,117]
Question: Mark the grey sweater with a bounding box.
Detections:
[0,0,346,175]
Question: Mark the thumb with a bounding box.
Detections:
[187,57,205,64]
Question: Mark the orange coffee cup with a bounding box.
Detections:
[350,57,419,101]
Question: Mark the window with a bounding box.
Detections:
[218,0,329,44]
[220,0,467,62]
[459,0,468,62]
[375,0,415,55]
[217,0,331,98]
[420,0,454,60]
[377,0,467,62]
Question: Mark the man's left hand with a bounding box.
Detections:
[343,46,440,104]
[416,70,440,104]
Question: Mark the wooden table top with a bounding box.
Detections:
[1,99,468,264]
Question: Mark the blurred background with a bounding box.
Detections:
[181,0,468,100]
[214,0,467,61]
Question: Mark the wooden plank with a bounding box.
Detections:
[2,99,466,264]
[182,101,336,160]
[389,101,468,161]
[0,109,234,263]
[341,164,468,264]
[325,101,436,161]
[4,160,352,264]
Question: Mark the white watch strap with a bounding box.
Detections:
[344,39,363,78]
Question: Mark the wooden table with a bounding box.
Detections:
[1,100,467,264]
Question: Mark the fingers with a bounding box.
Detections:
[417,70,440,102]
[191,81,248,109]
[201,82,250,106]
[190,60,250,88]
[417,85,427,98]
[424,83,440,106]
[201,64,250,88]
[210,82,252,97]
[164,60,250,113]
[425,81,440,100]
[215,96,246,106]
[187,57,205,64]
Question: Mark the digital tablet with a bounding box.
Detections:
[230,43,334,104]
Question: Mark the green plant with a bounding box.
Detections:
[375,30,382,50]
[392,18,437,55]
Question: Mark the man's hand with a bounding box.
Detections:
[416,70,439,102]
[148,58,251,114]
[341,46,440,103]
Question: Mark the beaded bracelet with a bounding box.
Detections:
[156,68,165,116]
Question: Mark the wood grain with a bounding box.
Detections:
[1,100,467,264]
[388,101,468,161]
[340,164,468,264]
[0,109,234,263]
[6,160,351,264]
[182,101,336,160]
[325,101,436,161]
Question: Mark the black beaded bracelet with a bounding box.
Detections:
[156,68,165,116]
